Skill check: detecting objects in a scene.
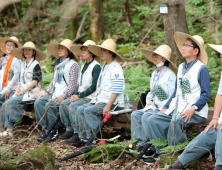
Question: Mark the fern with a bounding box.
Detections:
[160,140,190,154]
[148,138,168,147]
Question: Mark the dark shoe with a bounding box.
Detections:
[144,153,159,164]
[45,130,58,143]
[59,131,73,139]
[72,140,85,148]
[65,134,80,144]
[142,149,155,158]
[36,129,48,142]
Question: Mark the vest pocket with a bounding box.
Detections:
[9,70,14,81]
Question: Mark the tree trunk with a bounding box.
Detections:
[125,0,132,27]
[88,0,104,43]
[163,0,189,66]
[71,0,79,39]
[209,0,215,34]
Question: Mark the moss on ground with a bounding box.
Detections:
[16,146,55,170]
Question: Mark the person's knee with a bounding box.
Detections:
[34,98,43,108]
[131,111,138,119]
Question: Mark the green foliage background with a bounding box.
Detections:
[1,0,222,106]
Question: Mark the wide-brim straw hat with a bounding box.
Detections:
[47,39,79,62]
[70,40,100,62]
[141,45,178,73]
[174,32,208,65]
[208,44,222,54]
[0,36,22,54]
[88,39,124,62]
[11,41,47,61]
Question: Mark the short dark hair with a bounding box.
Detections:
[112,52,116,58]
[186,38,200,57]
[164,60,170,67]
[89,51,96,59]
[67,51,75,60]
[5,40,18,48]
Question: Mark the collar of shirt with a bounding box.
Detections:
[54,57,62,66]
[153,66,167,83]
[182,58,198,76]
[82,59,94,74]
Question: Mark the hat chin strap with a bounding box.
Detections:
[156,60,164,68]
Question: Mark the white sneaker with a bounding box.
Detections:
[1,131,13,137]
[2,131,8,136]
[0,132,3,136]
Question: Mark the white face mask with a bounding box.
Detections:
[156,60,164,68]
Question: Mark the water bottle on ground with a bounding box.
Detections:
[125,93,130,109]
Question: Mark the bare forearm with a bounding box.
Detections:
[21,80,38,94]
[15,83,21,93]
[106,94,118,107]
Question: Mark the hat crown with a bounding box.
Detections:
[192,35,204,47]
[23,41,36,49]
[100,39,117,52]
[154,45,172,60]
[60,39,73,50]
[9,36,19,43]
[83,40,96,46]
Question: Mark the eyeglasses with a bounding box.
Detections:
[5,44,15,47]
[182,44,193,48]
[152,53,159,58]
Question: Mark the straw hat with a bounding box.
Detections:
[88,39,124,62]
[70,40,100,62]
[174,32,208,65]
[0,36,22,54]
[141,45,177,73]
[11,41,47,61]
[208,44,222,54]
[47,39,79,62]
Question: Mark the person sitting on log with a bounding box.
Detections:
[144,32,210,164]
[35,39,79,142]
[0,36,22,107]
[71,39,125,147]
[59,40,101,144]
[157,44,222,170]
[0,41,46,137]
[130,45,177,152]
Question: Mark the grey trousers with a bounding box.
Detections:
[168,113,206,146]
[34,95,60,132]
[69,99,91,137]
[178,125,222,166]
[131,109,158,145]
[0,95,27,129]
[83,102,123,139]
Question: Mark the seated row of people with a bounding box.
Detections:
[0,32,221,169]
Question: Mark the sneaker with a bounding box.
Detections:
[144,153,159,164]
[58,131,73,140]
[72,140,85,148]
[65,134,80,144]
[45,130,58,143]
[0,131,13,137]
[142,149,155,159]
[36,129,48,141]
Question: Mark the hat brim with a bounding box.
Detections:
[174,32,208,65]
[208,44,222,54]
[141,49,178,73]
[88,45,124,62]
[0,37,22,54]
[47,43,79,62]
[70,44,101,63]
[11,47,47,61]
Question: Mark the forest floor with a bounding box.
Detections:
[0,117,217,170]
